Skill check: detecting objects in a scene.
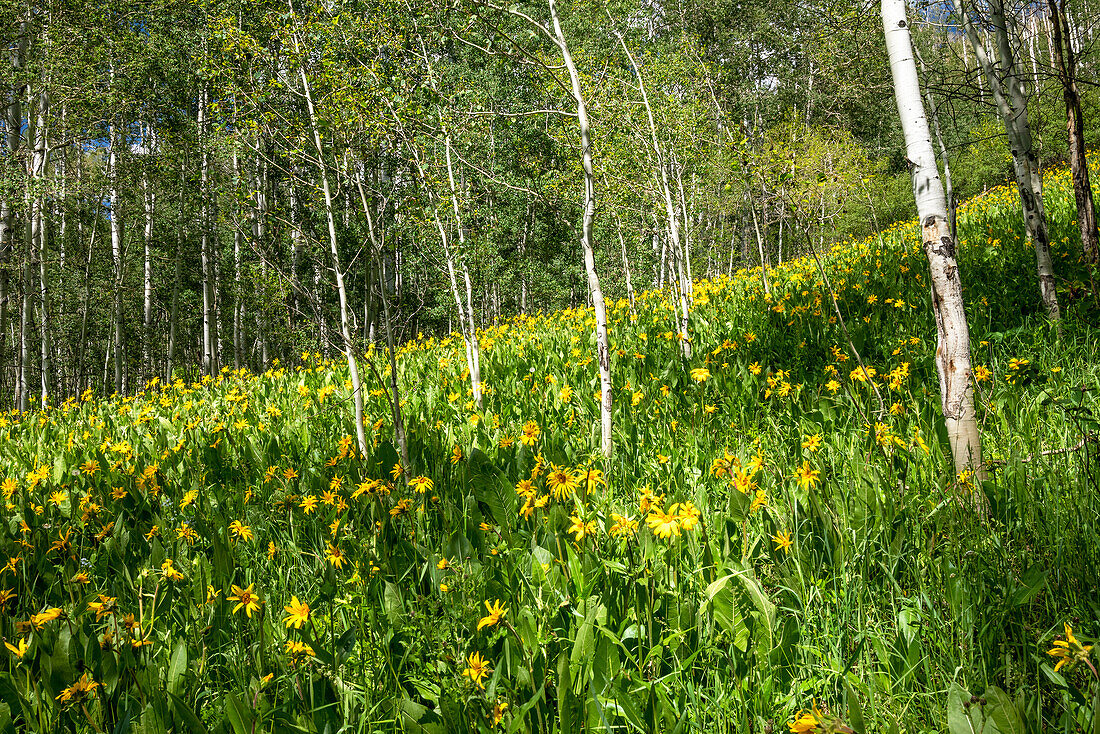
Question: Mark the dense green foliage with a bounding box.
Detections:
[2,0,1100,405]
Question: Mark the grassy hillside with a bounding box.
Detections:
[0,162,1098,733]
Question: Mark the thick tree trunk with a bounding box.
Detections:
[1049,0,1099,265]
[991,0,1059,322]
[551,0,613,461]
[884,0,983,478]
[917,50,956,240]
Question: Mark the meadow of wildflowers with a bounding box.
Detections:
[0,161,1098,732]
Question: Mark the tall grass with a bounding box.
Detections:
[0,159,1097,733]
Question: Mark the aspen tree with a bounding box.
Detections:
[548,0,613,460]
[611,26,691,355]
[293,51,369,455]
[954,0,1060,322]
[882,0,982,478]
[1048,0,1099,265]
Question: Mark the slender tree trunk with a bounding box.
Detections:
[748,194,771,296]
[18,243,29,410]
[443,136,483,408]
[295,43,368,456]
[143,129,154,383]
[355,174,411,474]
[109,114,125,394]
[289,182,303,330]
[213,237,223,373]
[884,0,983,478]
[614,28,690,357]
[255,150,269,366]
[613,211,636,316]
[551,0,612,461]
[199,87,215,376]
[519,201,530,313]
[377,246,410,475]
[675,163,694,298]
[1049,0,1099,264]
[232,146,243,370]
[77,203,100,394]
[166,205,183,383]
[29,84,50,405]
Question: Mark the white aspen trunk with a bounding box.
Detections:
[613,212,636,316]
[28,84,50,404]
[108,113,125,394]
[777,202,785,265]
[18,245,29,410]
[296,54,367,456]
[1028,14,1041,93]
[676,164,695,298]
[991,0,1060,322]
[55,126,66,394]
[443,135,483,408]
[256,152,268,366]
[918,51,956,238]
[58,106,65,274]
[519,201,530,313]
[884,0,983,478]
[748,193,771,296]
[957,0,1060,321]
[213,243,223,375]
[198,88,215,375]
[1044,11,1056,66]
[77,196,99,393]
[143,127,154,383]
[614,30,690,357]
[166,220,182,383]
[550,0,612,461]
[289,182,302,327]
[232,146,243,370]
